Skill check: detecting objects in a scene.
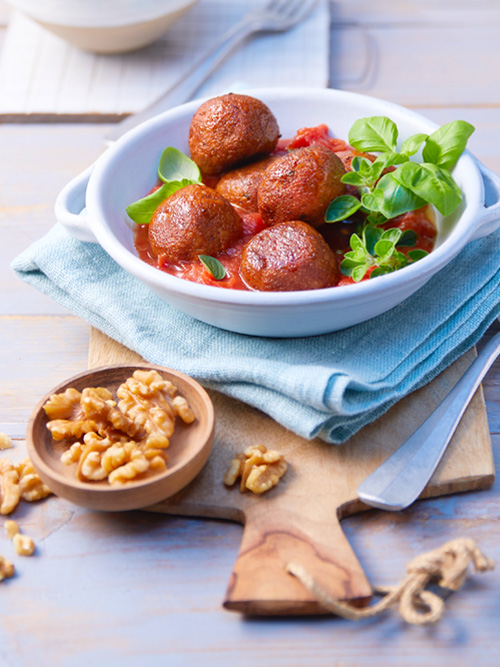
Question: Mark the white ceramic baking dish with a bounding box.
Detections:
[55,87,500,337]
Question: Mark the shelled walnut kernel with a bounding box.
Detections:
[4,518,35,557]
[43,370,195,486]
[12,533,35,557]
[223,445,287,494]
[0,457,51,515]
[0,555,14,581]
[0,433,13,450]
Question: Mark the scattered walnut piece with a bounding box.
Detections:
[16,459,52,502]
[13,533,35,557]
[0,457,52,515]
[223,453,245,487]
[43,369,195,486]
[0,433,13,451]
[5,519,19,539]
[223,445,287,494]
[0,555,15,581]
[171,396,195,424]
[0,458,21,515]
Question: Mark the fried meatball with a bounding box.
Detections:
[257,145,346,228]
[148,184,242,261]
[188,94,280,175]
[240,221,339,292]
[215,156,277,211]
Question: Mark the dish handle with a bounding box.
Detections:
[470,161,500,241]
[54,165,98,243]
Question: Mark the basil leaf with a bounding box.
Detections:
[408,249,428,261]
[381,228,402,244]
[422,120,475,170]
[370,266,392,278]
[367,152,406,183]
[363,225,382,254]
[350,233,365,252]
[392,161,461,216]
[325,195,362,222]
[158,146,201,183]
[352,264,369,282]
[341,171,365,187]
[374,238,395,258]
[397,229,418,246]
[401,133,428,157]
[361,190,384,212]
[340,256,364,274]
[348,116,398,153]
[126,181,189,225]
[198,255,226,280]
[373,172,426,218]
[351,156,373,174]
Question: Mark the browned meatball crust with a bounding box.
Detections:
[188,94,280,175]
[240,220,339,292]
[257,145,346,228]
[215,156,277,211]
[148,184,242,261]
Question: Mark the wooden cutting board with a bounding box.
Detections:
[88,328,495,615]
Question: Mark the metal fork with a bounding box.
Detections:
[358,321,500,511]
[106,0,320,143]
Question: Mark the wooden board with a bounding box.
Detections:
[88,328,495,616]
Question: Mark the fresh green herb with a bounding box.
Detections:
[126,147,202,224]
[325,115,474,280]
[158,146,201,183]
[341,225,428,282]
[126,180,192,225]
[198,255,226,280]
[325,194,362,222]
[422,121,475,170]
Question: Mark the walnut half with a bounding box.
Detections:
[223,445,287,494]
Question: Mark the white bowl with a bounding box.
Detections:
[7,0,198,54]
[55,87,500,337]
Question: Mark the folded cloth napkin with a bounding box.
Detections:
[11,223,500,444]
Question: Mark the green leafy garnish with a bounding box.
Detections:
[422,120,475,170]
[348,116,398,153]
[325,115,474,280]
[198,255,226,280]
[158,146,201,183]
[126,147,202,225]
[325,194,362,222]
[126,181,191,225]
[341,226,428,282]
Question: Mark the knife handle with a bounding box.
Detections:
[358,328,500,512]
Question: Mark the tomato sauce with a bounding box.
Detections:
[135,208,267,290]
[133,124,437,291]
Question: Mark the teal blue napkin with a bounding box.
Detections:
[11,223,500,444]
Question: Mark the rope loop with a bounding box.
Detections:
[287,538,494,625]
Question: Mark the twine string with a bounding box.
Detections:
[287,538,494,625]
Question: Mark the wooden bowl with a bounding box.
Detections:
[26,364,215,511]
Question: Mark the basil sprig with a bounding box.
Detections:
[126,147,201,224]
[325,116,474,281]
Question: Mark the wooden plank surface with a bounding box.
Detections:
[1,0,500,663]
